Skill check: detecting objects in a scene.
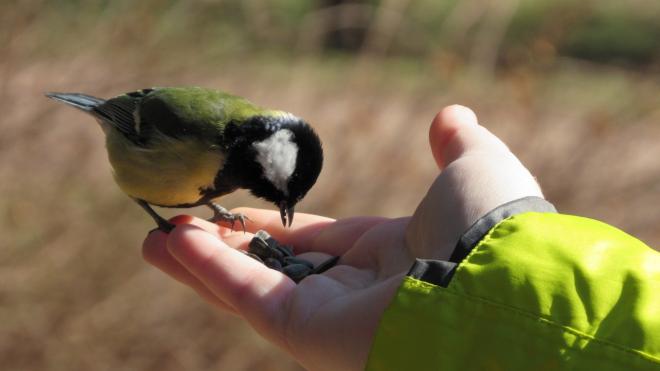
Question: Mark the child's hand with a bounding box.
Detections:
[142,105,543,371]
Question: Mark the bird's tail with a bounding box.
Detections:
[45,92,105,112]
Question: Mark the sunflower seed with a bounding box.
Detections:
[248,230,340,284]
[276,244,295,257]
[283,256,314,269]
[283,264,313,283]
[255,230,271,240]
[264,257,283,271]
[311,256,340,274]
[248,234,284,260]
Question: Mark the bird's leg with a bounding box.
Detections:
[206,202,249,232]
[133,198,175,233]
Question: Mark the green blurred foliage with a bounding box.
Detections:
[562,5,660,65]
[7,0,660,69]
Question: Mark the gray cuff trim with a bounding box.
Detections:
[407,196,556,287]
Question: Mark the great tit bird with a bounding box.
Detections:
[46,87,323,232]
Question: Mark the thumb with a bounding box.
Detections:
[429,105,511,170]
[407,105,543,260]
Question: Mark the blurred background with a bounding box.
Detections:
[2,0,659,369]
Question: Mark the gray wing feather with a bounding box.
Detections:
[94,98,140,138]
[46,89,155,143]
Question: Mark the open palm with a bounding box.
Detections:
[142,105,543,371]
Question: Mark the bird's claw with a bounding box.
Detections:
[208,207,251,233]
[227,213,251,233]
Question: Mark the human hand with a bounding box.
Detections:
[142,105,544,371]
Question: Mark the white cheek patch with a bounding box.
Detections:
[252,129,298,195]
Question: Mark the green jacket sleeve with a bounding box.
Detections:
[366,197,660,370]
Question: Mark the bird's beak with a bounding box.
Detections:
[279,201,295,227]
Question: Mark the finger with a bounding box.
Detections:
[167,224,296,345]
[170,214,235,238]
[340,217,414,274]
[231,207,334,243]
[304,216,389,255]
[169,214,258,251]
[175,210,333,250]
[142,229,237,314]
[232,208,388,255]
[144,215,274,313]
[429,104,510,169]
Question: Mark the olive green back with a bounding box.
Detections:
[137,87,266,143]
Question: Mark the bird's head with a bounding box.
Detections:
[221,113,323,227]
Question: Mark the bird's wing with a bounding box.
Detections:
[93,89,154,143]
[137,87,264,144]
[98,87,267,145]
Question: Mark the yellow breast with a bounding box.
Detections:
[106,130,225,207]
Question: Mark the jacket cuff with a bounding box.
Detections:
[407,196,556,288]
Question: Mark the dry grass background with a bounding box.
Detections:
[2,1,659,370]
